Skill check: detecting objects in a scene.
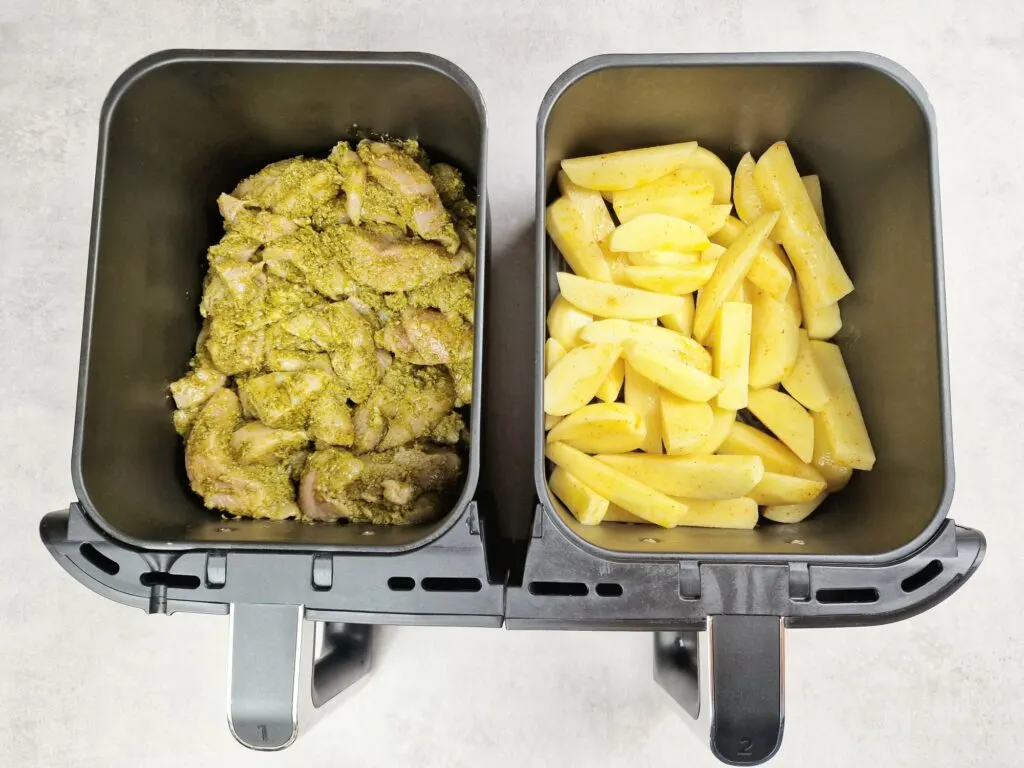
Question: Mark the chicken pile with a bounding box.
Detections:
[169,138,476,524]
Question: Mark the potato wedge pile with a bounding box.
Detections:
[544,141,874,530]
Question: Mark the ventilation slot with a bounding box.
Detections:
[595,583,623,598]
[901,559,943,593]
[79,544,119,576]
[421,577,482,593]
[816,587,878,604]
[387,576,415,592]
[528,581,589,597]
[139,571,200,590]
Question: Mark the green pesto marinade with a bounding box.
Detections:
[169,138,476,524]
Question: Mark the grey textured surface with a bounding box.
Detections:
[0,1,1019,766]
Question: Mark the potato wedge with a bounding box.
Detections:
[596,453,764,500]
[659,293,695,337]
[603,504,645,523]
[781,330,831,411]
[746,388,814,463]
[691,407,736,455]
[753,142,853,308]
[610,168,714,222]
[746,245,793,301]
[546,197,614,281]
[624,361,663,454]
[549,466,609,525]
[557,170,616,242]
[546,442,689,527]
[609,214,710,253]
[811,411,853,491]
[627,250,701,267]
[709,215,745,247]
[660,393,713,455]
[544,414,563,430]
[763,491,828,524]
[700,243,727,263]
[749,286,800,388]
[557,272,685,320]
[605,497,758,529]
[544,342,621,416]
[605,251,632,285]
[561,142,698,192]
[718,422,825,482]
[546,401,646,453]
[727,279,752,304]
[681,146,732,204]
[580,319,711,371]
[545,337,568,374]
[800,283,843,339]
[624,340,723,402]
[623,262,716,294]
[693,211,780,343]
[595,357,625,402]
[547,294,593,349]
[685,204,732,236]
[749,472,827,505]
[782,268,803,327]
[802,174,825,231]
[733,152,765,224]
[713,301,752,410]
[811,341,875,470]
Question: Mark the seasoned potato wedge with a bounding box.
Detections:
[595,358,625,402]
[746,245,793,300]
[627,250,701,267]
[544,342,621,416]
[545,337,568,373]
[781,330,831,411]
[692,407,737,455]
[749,286,800,388]
[546,442,689,527]
[811,411,854,491]
[685,204,732,236]
[544,414,563,431]
[811,341,876,470]
[763,491,828,524]
[681,146,732,204]
[712,301,752,410]
[801,285,843,339]
[624,340,723,402]
[546,197,613,281]
[604,497,758,529]
[595,453,764,500]
[611,168,714,222]
[580,319,711,371]
[659,292,695,337]
[660,393,713,455]
[802,174,825,231]
[609,213,710,253]
[746,387,814,463]
[624,262,716,294]
[733,152,765,224]
[546,401,646,453]
[749,472,827,505]
[547,294,593,349]
[624,361,664,454]
[561,142,697,192]
[557,170,616,242]
[718,422,825,483]
[549,466,609,525]
[557,272,685,320]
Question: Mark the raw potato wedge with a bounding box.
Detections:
[546,197,613,281]
[627,250,701,267]
[580,319,711,372]
[544,342,621,416]
[596,453,764,500]
[749,472,827,505]
[609,214,710,253]
[605,251,632,285]
[753,142,854,308]
[557,272,685,320]
[546,401,646,453]
[746,245,793,301]
[811,341,876,470]
[561,142,698,192]
[611,168,715,222]
[549,466,609,525]
[686,204,732,236]
[802,174,825,231]
[603,504,646,523]
[700,243,727,263]
[781,330,831,411]
[693,211,780,343]
[557,170,616,242]
[691,407,737,455]
[544,414,563,431]
[624,361,663,454]
[681,146,733,204]
[624,340,723,402]
[595,358,625,402]
[718,422,825,483]
[547,294,594,349]
[811,411,854,491]
[800,283,843,339]
[712,302,752,410]
[733,152,765,224]
[604,498,758,529]
[749,286,800,388]
[660,393,713,455]
[659,293,695,337]
[746,387,814,463]
[545,337,568,373]
[623,262,716,294]
[763,491,828,524]
[546,442,689,527]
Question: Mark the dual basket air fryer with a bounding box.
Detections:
[40,50,985,765]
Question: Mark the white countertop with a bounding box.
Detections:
[0,1,1019,766]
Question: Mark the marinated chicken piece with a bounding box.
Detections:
[431,412,466,445]
[265,349,334,374]
[357,141,460,252]
[230,421,309,465]
[218,194,298,243]
[453,199,477,225]
[185,390,300,520]
[308,386,355,447]
[429,163,466,208]
[208,231,261,263]
[261,228,354,300]
[329,142,366,225]
[262,274,324,324]
[170,367,227,409]
[377,309,472,366]
[298,445,462,524]
[360,179,408,229]
[352,363,456,452]
[447,358,473,408]
[203,318,266,375]
[200,258,266,319]
[328,225,469,292]
[173,407,200,437]
[236,371,329,429]
[232,157,342,219]
[408,273,475,324]
[311,198,351,230]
